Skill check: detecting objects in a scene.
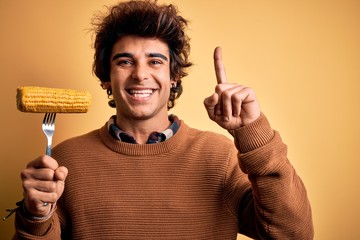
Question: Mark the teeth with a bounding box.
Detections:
[129,89,153,94]
[128,89,153,98]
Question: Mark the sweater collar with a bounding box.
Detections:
[107,114,180,144]
[99,118,188,156]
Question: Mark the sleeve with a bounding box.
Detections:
[226,113,314,239]
[12,208,61,240]
[12,199,69,240]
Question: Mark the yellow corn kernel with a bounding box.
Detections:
[16,86,91,113]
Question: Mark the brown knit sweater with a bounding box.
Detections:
[14,114,313,239]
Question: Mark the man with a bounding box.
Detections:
[14,0,313,239]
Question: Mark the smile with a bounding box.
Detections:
[127,89,155,98]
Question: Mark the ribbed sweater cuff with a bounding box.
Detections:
[229,112,274,153]
[15,206,54,236]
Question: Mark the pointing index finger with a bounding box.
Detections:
[214,47,228,84]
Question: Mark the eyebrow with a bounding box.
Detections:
[148,53,168,61]
[112,53,132,61]
[112,52,168,61]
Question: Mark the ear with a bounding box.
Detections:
[170,75,180,86]
[170,79,177,88]
[101,81,111,90]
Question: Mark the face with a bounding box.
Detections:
[106,35,174,122]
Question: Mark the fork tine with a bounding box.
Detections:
[49,112,56,125]
[43,113,56,125]
[42,112,49,124]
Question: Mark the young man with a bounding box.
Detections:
[14,1,314,239]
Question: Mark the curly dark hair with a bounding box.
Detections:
[92,0,192,109]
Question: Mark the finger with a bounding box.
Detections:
[27,155,59,170]
[26,188,58,206]
[54,166,68,181]
[230,86,255,117]
[220,84,258,120]
[213,84,240,119]
[56,180,66,199]
[21,168,55,181]
[203,93,219,119]
[231,93,243,117]
[214,47,228,84]
[224,86,259,120]
[24,180,58,193]
[219,86,243,121]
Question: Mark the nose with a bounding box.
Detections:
[131,63,149,82]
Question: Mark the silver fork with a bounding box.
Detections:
[42,113,56,156]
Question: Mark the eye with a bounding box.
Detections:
[116,59,133,66]
[150,59,163,65]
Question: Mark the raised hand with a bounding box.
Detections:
[21,155,68,217]
[203,47,261,130]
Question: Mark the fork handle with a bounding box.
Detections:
[46,146,51,156]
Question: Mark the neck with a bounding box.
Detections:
[115,115,171,144]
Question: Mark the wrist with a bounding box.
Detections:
[22,201,56,221]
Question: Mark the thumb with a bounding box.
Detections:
[203,93,219,118]
[54,167,68,201]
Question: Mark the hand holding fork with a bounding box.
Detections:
[19,113,68,218]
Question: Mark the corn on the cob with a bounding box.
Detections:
[16,86,91,113]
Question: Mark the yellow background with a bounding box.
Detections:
[1,0,359,239]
